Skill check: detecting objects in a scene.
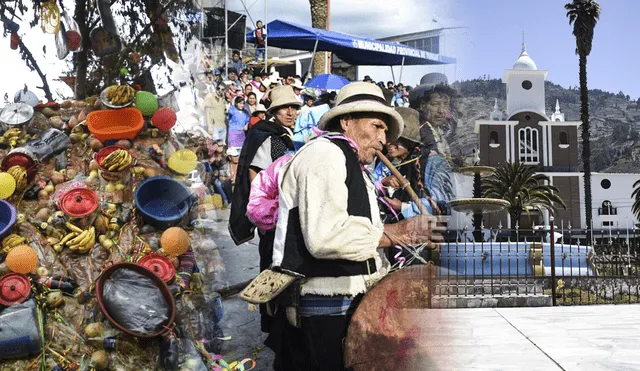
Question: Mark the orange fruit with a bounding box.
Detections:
[160,227,190,257]
[5,244,38,274]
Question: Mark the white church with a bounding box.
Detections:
[469,42,640,231]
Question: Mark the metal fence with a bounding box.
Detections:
[427,219,640,306]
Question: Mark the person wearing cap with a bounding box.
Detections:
[363,75,373,83]
[249,104,267,128]
[229,85,301,333]
[291,79,305,104]
[409,73,457,215]
[265,82,443,370]
[214,147,240,208]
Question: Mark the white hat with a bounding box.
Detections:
[226,147,239,156]
[261,78,271,88]
[267,86,302,114]
[317,82,404,142]
[253,104,267,114]
[292,79,304,90]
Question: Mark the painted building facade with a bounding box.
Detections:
[474,43,639,230]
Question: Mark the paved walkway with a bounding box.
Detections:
[399,305,640,370]
[212,209,640,370]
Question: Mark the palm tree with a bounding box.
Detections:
[483,162,567,228]
[631,180,640,222]
[309,0,329,77]
[565,0,601,231]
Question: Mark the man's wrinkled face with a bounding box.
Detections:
[341,113,388,164]
[420,92,450,127]
[274,105,299,128]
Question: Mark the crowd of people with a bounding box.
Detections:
[191,47,460,369]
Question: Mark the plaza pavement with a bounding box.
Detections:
[213,209,640,371]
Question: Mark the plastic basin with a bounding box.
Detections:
[0,200,16,240]
[95,263,175,338]
[87,107,144,142]
[95,145,132,184]
[134,176,192,230]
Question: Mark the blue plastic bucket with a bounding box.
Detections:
[0,200,16,240]
[135,176,193,230]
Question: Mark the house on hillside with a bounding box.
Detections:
[473,43,640,231]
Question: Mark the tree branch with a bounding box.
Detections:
[17,37,54,101]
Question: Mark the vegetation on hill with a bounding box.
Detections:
[448,78,640,173]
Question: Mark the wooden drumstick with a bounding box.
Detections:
[375,150,428,216]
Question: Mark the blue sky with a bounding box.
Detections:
[455,0,639,98]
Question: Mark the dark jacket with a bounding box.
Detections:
[228,120,293,245]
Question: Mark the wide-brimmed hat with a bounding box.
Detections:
[292,79,304,90]
[408,72,453,107]
[317,82,404,142]
[267,86,301,114]
[394,107,420,144]
[253,104,267,114]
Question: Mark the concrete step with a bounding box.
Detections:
[431,294,552,308]
[435,283,544,296]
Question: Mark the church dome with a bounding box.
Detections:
[513,43,537,70]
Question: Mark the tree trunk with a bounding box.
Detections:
[579,53,592,236]
[309,0,328,78]
[74,0,90,99]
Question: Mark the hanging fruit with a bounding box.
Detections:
[40,1,61,34]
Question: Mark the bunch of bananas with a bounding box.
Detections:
[7,165,27,191]
[0,128,28,147]
[55,222,95,253]
[1,233,25,255]
[100,149,132,172]
[106,85,135,106]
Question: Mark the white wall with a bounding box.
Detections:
[591,173,640,230]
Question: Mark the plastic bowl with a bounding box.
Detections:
[135,91,159,117]
[134,176,193,230]
[150,107,177,131]
[95,262,175,338]
[87,108,144,142]
[95,145,132,184]
[0,200,17,239]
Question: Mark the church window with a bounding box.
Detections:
[518,127,539,164]
[522,80,532,90]
[490,131,499,144]
[559,131,569,148]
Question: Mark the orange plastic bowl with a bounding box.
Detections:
[87,108,144,142]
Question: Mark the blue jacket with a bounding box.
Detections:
[227,105,250,131]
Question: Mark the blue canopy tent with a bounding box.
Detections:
[246,19,455,75]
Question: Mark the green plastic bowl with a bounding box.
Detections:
[135,91,159,116]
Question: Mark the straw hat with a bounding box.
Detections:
[317,82,404,142]
[395,107,420,144]
[267,86,301,114]
[253,104,267,114]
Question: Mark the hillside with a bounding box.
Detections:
[447,79,640,173]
